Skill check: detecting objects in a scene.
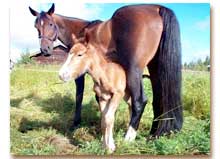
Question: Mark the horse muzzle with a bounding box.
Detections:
[59,71,71,82]
[40,48,52,56]
[59,66,76,82]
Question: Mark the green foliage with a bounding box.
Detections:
[183,71,210,119]
[16,48,35,65]
[183,56,210,71]
[10,64,210,155]
[10,128,57,155]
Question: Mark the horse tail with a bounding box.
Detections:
[148,6,183,136]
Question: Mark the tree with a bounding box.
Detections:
[183,56,210,71]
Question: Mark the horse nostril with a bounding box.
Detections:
[42,48,48,53]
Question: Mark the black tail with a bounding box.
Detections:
[148,6,183,136]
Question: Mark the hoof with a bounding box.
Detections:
[106,144,116,153]
[125,126,137,141]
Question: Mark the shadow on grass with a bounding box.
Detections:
[17,92,101,146]
[10,93,39,108]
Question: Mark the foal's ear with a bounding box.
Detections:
[72,34,79,44]
[47,3,55,15]
[29,7,39,16]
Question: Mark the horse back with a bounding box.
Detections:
[112,4,161,18]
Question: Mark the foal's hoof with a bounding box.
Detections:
[106,144,116,153]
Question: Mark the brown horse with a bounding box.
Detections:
[59,34,130,151]
[29,3,182,138]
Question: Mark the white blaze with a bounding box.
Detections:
[59,54,73,82]
[40,20,44,26]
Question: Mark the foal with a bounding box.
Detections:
[59,35,130,152]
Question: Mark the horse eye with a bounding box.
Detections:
[78,54,83,57]
[49,23,53,26]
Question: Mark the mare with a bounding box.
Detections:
[59,34,131,152]
[29,3,182,138]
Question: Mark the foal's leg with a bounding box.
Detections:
[100,92,123,152]
[71,75,85,130]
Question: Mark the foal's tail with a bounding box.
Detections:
[148,6,183,136]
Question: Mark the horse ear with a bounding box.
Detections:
[47,3,55,15]
[29,7,39,16]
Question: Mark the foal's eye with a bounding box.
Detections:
[49,23,53,27]
[78,54,83,57]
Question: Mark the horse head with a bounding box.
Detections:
[59,34,92,82]
[29,3,58,56]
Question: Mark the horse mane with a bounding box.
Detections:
[55,13,90,22]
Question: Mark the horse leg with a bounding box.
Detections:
[71,75,85,130]
[125,68,147,141]
[100,92,123,152]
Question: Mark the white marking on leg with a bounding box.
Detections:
[107,119,115,152]
[125,126,137,141]
[108,135,115,152]
[103,113,116,152]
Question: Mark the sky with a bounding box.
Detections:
[10,2,210,64]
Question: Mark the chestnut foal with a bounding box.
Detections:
[59,35,131,152]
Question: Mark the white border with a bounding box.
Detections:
[9,0,211,4]
[0,1,10,159]
[211,0,220,159]
[1,0,218,159]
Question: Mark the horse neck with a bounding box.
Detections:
[87,48,109,86]
[53,14,90,48]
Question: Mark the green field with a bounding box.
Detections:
[10,64,210,155]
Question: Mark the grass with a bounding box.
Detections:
[10,64,210,155]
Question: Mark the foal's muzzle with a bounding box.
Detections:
[59,68,71,82]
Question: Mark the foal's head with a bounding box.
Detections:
[29,3,58,56]
[59,34,93,82]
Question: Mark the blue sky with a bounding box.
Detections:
[10,3,210,64]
